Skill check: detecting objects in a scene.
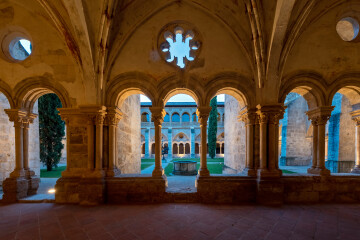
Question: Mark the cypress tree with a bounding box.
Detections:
[38,94,65,171]
[208,96,218,159]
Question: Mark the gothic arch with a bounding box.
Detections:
[279,72,327,110]
[106,72,157,108]
[173,132,190,142]
[13,76,72,111]
[204,72,255,108]
[327,74,360,106]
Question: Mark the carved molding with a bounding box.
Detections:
[256,105,286,124]
[306,106,334,125]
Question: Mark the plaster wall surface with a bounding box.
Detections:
[117,95,141,174]
[224,95,245,172]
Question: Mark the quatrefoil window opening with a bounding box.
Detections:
[160,27,200,68]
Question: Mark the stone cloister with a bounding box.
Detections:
[1,0,360,205]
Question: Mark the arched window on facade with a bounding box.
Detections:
[222,113,225,121]
[192,113,197,122]
[173,143,178,154]
[195,143,199,154]
[141,112,149,122]
[142,144,145,154]
[182,113,190,122]
[217,113,221,121]
[221,143,224,154]
[185,143,190,154]
[151,143,155,154]
[179,143,184,154]
[164,113,170,122]
[172,113,180,122]
[216,143,221,154]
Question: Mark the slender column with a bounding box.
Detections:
[256,105,285,178]
[197,106,211,177]
[5,110,27,178]
[168,128,172,159]
[150,107,165,177]
[306,107,333,175]
[87,118,95,170]
[23,113,37,177]
[239,108,257,176]
[106,107,122,177]
[351,111,360,173]
[145,128,150,158]
[308,119,318,172]
[191,127,195,158]
[95,113,106,171]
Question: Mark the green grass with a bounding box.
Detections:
[282,170,296,174]
[40,166,66,178]
[141,158,155,163]
[141,163,154,170]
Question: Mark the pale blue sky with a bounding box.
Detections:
[140,94,225,103]
[20,39,31,54]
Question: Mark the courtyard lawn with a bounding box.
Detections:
[141,163,154,170]
[165,159,224,176]
[282,169,296,174]
[141,158,155,163]
[40,166,66,178]
[171,158,224,163]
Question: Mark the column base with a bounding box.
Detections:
[152,168,165,177]
[257,169,282,179]
[242,168,257,177]
[2,177,28,202]
[351,166,360,174]
[106,168,121,177]
[307,167,330,176]
[27,176,40,196]
[198,168,210,177]
[79,177,105,205]
[55,177,81,204]
[9,169,26,178]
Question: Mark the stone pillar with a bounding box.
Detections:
[191,127,195,158]
[197,106,211,177]
[2,109,28,202]
[150,107,165,177]
[145,128,150,158]
[239,108,257,177]
[351,110,360,173]
[106,107,122,177]
[256,105,285,178]
[306,107,333,175]
[167,128,172,159]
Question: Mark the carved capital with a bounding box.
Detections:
[239,108,257,125]
[196,106,211,125]
[106,107,123,126]
[351,110,360,126]
[256,105,285,125]
[307,106,334,126]
[4,109,27,127]
[149,107,165,126]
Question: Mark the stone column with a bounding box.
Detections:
[191,127,195,158]
[256,105,285,178]
[145,128,150,158]
[351,110,360,173]
[87,118,95,170]
[106,107,123,177]
[150,107,165,177]
[168,128,172,160]
[22,114,37,176]
[239,108,257,177]
[95,112,106,173]
[197,106,211,177]
[306,107,333,175]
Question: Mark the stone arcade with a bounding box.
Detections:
[1,0,360,206]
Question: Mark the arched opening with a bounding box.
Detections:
[173,143,178,154]
[164,113,170,122]
[179,143,184,154]
[185,143,190,154]
[151,143,155,155]
[325,86,360,173]
[195,143,200,154]
[278,92,312,174]
[182,113,190,122]
[141,112,149,122]
[171,113,180,122]
[192,113,197,122]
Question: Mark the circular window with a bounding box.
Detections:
[336,17,359,41]
[9,38,32,61]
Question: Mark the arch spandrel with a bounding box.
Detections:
[327,75,360,106]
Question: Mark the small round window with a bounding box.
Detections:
[9,38,32,61]
[336,17,359,41]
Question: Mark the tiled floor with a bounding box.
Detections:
[1,203,360,240]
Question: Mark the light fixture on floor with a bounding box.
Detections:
[48,188,55,193]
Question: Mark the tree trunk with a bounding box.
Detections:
[47,164,52,171]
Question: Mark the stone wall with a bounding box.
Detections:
[224,95,245,172]
[280,95,312,166]
[29,100,40,176]
[0,94,15,185]
[116,95,141,173]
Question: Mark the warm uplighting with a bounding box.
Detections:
[48,188,55,193]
